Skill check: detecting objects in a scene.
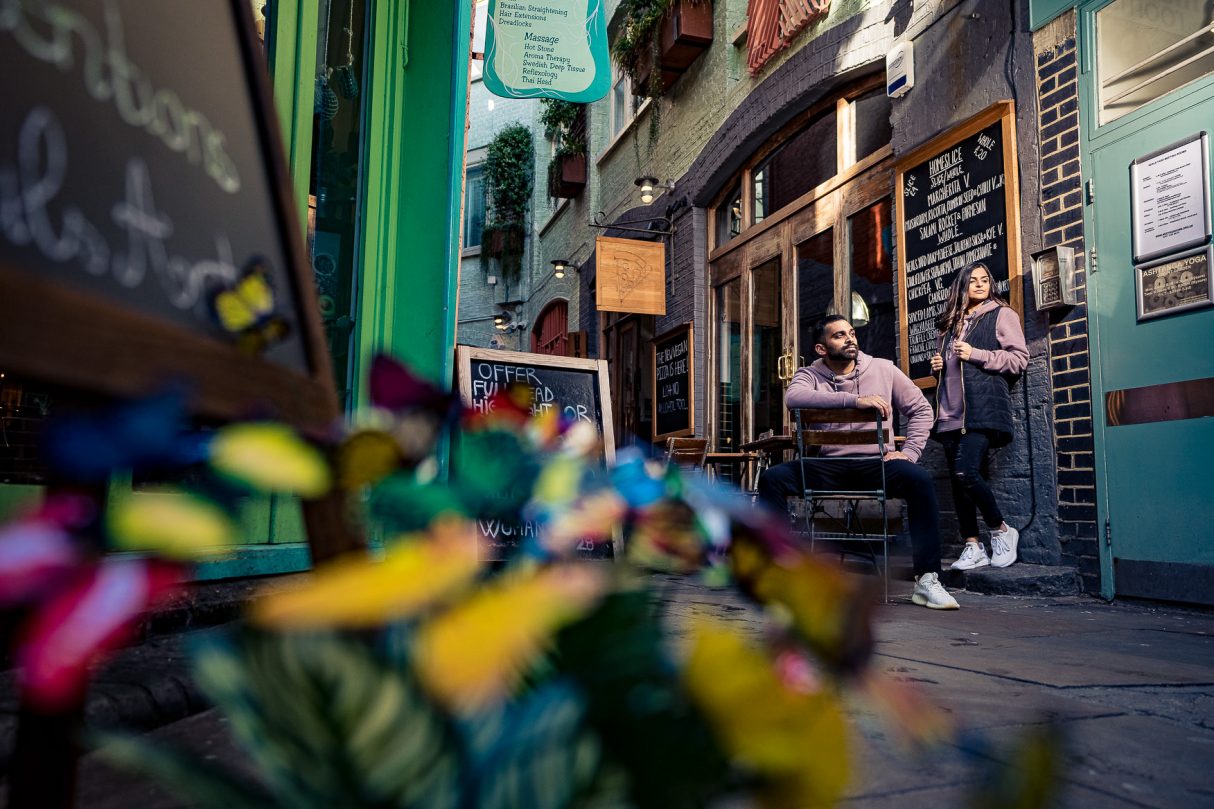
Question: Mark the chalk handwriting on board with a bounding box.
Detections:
[1,108,241,311]
[0,0,241,194]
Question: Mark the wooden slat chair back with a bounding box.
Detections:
[665,436,709,471]
[791,408,903,602]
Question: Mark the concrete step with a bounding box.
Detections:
[941,562,1082,596]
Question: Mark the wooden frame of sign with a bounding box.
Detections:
[455,345,618,559]
[0,1,358,559]
[651,323,695,441]
[894,100,1024,388]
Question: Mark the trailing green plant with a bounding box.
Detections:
[547,136,587,199]
[482,124,533,282]
[539,99,582,142]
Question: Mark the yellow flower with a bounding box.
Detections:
[108,493,235,559]
[250,521,480,629]
[211,423,331,497]
[684,619,850,809]
[414,564,607,711]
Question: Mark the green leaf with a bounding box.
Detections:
[369,473,469,534]
[464,681,603,809]
[454,429,541,521]
[193,629,464,808]
[89,731,275,809]
[552,591,732,809]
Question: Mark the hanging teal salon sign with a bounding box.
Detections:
[483,0,610,102]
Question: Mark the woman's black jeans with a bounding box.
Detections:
[935,429,1003,538]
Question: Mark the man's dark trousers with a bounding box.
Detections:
[756,458,942,576]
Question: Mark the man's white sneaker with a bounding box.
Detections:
[912,572,959,610]
[950,542,990,570]
[990,524,1019,568]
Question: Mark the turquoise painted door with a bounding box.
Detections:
[1082,1,1214,602]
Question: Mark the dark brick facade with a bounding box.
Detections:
[1034,27,1100,592]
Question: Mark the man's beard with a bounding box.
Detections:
[827,344,858,362]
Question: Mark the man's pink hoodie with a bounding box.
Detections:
[785,351,934,462]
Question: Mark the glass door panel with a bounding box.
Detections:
[848,198,895,360]
[714,279,743,450]
[751,259,784,437]
[796,229,835,362]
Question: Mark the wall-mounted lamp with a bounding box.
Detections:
[635,176,675,205]
[493,311,511,330]
[1030,245,1078,309]
[850,291,871,328]
[551,258,571,279]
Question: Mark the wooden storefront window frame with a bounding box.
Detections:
[706,73,894,452]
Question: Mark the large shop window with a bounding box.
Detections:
[1097,0,1214,125]
[309,0,371,412]
[708,76,894,451]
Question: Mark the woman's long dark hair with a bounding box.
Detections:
[934,262,1010,334]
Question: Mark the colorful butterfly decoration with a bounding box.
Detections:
[208,257,290,355]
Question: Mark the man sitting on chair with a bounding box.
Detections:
[756,315,959,610]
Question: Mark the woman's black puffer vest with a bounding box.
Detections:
[942,308,1018,447]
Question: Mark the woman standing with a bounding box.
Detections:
[929,263,1029,569]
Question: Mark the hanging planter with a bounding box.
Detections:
[481,124,533,283]
[549,151,587,199]
[540,100,588,200]
[614,0,714,100]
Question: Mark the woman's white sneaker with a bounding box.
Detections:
[912,572,960,610]
[990,525,1019,568]
[950,542,990,570]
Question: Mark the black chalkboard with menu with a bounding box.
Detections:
[0,0,337,428]
[455,346,616,560]
[651,323,694,441]
[895,101,1023,386]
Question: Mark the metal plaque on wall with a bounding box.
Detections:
[1136,245,1213,322]
[1130,132,1211,264]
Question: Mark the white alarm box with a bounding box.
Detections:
[887,42,914,98]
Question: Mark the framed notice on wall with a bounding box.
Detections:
[1136,245,1213,321]
[1130,132,1211,265]
[894,101,1024,387]
[651,323,694,441]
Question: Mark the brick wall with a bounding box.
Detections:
[1034,11,1099,592]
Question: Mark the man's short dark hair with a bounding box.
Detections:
[812,314,848,346]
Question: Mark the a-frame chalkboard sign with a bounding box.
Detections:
[455,346,616,560]
[0,3,360,805]
[0,0,356,554]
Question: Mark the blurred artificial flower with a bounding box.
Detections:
[683,618,849,809]
[108,493,236,559]
[415,564,607,711]
[250,520,480,629]
[210,422,331,497]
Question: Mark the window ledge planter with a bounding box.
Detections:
[550,153,587,198]
[627,0,714,97]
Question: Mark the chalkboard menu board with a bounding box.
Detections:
[895,101,1023,385]
[651,324,694,441]
[0,0,335,428]
[455,346,616,560]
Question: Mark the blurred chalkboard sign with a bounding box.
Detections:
[0,0,340,433]
[895,101,1024,386]
[651,323,694,441]
[455,346,616,560]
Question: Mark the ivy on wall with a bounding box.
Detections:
[481,123,533,282]
[540,100,586,199]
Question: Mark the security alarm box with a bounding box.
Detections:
[887,42,914,98]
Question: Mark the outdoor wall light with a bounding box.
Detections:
[850,291,871,328]
[493,312,511,330]
[552,258,570,279]
[635,176,675,205]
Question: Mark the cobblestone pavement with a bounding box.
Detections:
[63,574,1214,808]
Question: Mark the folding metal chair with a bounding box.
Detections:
[791,408,901,603]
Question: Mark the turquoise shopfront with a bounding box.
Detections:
[1032,0,1214,603]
